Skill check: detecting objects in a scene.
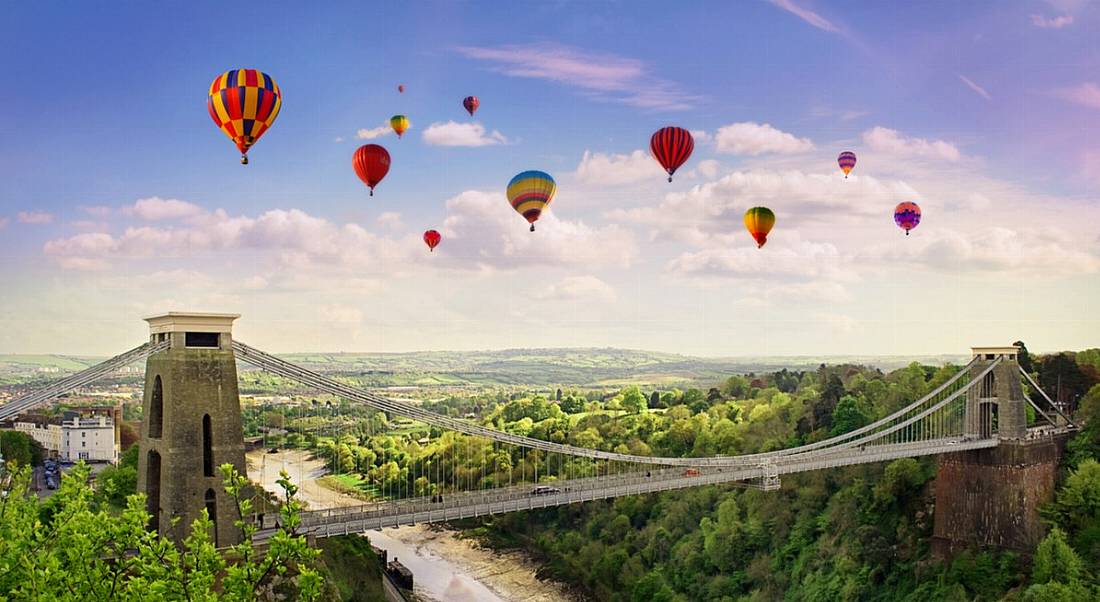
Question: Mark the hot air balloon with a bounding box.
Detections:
[506,171,557,232]
[423,229,442,252]
[390,115,409,138]
[838,151,857,178]
[894,202,921,235]
[744,207,776,248]
[463,96,480,116]
[650,127,694,182]
[398,84,406,93]
[353,144,390,196]
[207,69,282,165]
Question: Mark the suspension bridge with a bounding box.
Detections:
[0,313,1075,551]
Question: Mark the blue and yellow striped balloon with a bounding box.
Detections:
[506,170,557,232]
[207,69,282,164]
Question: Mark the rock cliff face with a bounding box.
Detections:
[932,434,1070,558]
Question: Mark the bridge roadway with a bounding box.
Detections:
[254,435,1001,542]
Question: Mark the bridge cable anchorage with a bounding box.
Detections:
[1019,367,1076,428]
[0,340,169,422]
[232,341,994,469]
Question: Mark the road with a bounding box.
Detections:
[245,448,362,509]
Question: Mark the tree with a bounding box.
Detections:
[1015,340,1034,374]
[649,391,663,409]
[0,462,321,600]
[830,395,871,437]
[622,386,647,414]
[1039,353,1095,409]
[0,430,42,468]
[1031,528,1083,585]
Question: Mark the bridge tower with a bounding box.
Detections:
[136,312,247,546]
[933,345,1067,557]
[964,346,1027,440]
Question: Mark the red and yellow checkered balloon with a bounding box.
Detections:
[207,69,282,164]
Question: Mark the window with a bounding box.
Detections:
[146,451,162,532]
[202,414,214,477]
[149,375,163,439]
[185,332,220,348]
[205,489,219,546]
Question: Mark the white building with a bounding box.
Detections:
[9,412,119,464]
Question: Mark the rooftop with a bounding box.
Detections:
[144,312,240,335]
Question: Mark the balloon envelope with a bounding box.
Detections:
[398,84,405,93]
[894,202,921,235]
[463,96,480,116]
[838,151,857,177]
[507,170,557,232]
[390,115,409,138]
[207,69,282,164]
[353,144,391,196]
[650,127,694,182]
[744,207,776,248]
[423,229,441,252]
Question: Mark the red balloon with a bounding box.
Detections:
[650,126,694,182]
[423,229,441,252]
[463,96,480,116]
[398,84,406,93]
[353,144,390,196]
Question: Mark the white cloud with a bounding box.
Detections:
[456,43,699,111]
[421,121,506,147]
[356,125,392,140]
[1031,14,1074,28]
[533,275,618,304]
[690,130,711,144]
[610,168,918,247]
[574,150,664,185]
[714,122,815,155]
[958,74,992,100]
[17,211,54,225]
[376,212,404,230]
[1055,83,1100,110]
[667,236,848,281]
[441,190,636,269]
[768,0,841,33]
[862,126,962,162]
[692,159,721,180]
[863,226,1100,277]
[0,217,9,230]
[123,197,205,221]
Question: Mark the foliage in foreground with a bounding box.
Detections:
[0,462,321,601]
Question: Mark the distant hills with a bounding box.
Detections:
[0,348,969,388]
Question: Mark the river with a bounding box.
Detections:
[247,449,580,602]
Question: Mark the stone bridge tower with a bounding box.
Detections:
[933,345,1069,557]
[136,312,246,546]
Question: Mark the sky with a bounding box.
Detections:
[0,0,1098,357]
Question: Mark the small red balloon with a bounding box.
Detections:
[352,144,391,196]
[398,84,405,93]
[463,96,480,116]
[423,229,442,252]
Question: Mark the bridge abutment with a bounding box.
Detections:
[135,313,247,546]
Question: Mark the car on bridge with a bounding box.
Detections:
[682,468,700,477]
[530,485,561,496]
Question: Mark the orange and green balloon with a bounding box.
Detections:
[744,207,775,248]
[390,115,409,138]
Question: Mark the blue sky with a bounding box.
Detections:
[1,0,1098,356]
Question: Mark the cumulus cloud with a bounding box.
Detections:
[714,122,814,155]
[862,127,962,161]
[667,236,848,281]
[421,121,507,147]
[356,125,392,140]
[456,43,699,111]
[123,197,205,221]
[43,206,416,273]
[376,212,404,230]
[1031,14,1074,28]
[17,211,54,225]
[574,150,664,185]
[610,168,918,246]
[863,226,1100,277]
[533,275,618,303]
[441,190,636,269]
[1054,83,1100,110]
